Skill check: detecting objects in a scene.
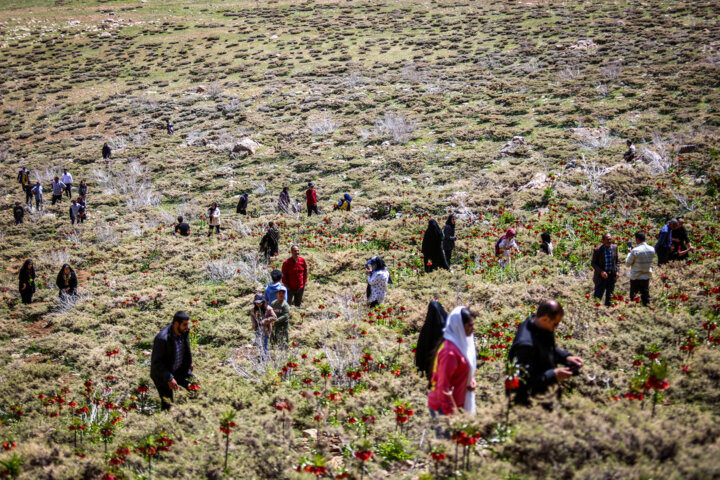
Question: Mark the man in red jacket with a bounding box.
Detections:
[282,245,308,306]
[306,181,319,217]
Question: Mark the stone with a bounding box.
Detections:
[302,428,317,439]
[678,144,699,154]
[232,138,260,155]
[499,135,527,156]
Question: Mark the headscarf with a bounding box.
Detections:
[442,306,477,414]
[445,214,455,227]
[343,193,352,204]
[415,300,448,383]
[422,219,444,256]
[56,264,76,289]
[19,259,35,284]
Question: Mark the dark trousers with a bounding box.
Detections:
[237,208,246,215]
[52,194,62,205]
[70,215,76,225]
[152,374,189,411]
[288,288,304,307]
[20,289,33,304]
[35,198,42,210]
[630,279,650,306]
[24,186,32,204]
[656,246,670,265]
[208,225,220,235]
[594,273,616,306]
[444,249,453,264]
[307,205,320,217]
[65,184,72,198]
[14,217,23,225]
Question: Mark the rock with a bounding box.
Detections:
[196,85,206,93]
[499,135,527,156]
[232,138,260,155]
[302,429,317,439]
[519,172,548,191]
[570,39,597,50]
[678,144,700,154]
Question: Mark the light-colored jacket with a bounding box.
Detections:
[626,242,655,280]
[250,304,276,336]
[367,269,390,304]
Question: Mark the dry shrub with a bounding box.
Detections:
[375,112,417,144]
[307,112,342,135]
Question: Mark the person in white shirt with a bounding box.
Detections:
[366,256,391,307]
[69,200,81,225]
[623,140,637,162]
[496,228,520,266]
[626,231,656,306]
[61,169,73,199]
[207,202,220,236]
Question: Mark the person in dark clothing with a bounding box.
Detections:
[414,298,448,387]
[306,182,319,217]
[508,300,583,406]
[591,233,619,306]
[150,311,194,411]
[13,202,24,225]
[442,214,456,264]
[174,216,190,236]
[236,193,248,215]
[56,264,78,298]
[655,220,678,265]
[278,187,291,213]
[77,196,86,223]
[77,180,87,197]
[422,219,449,273]
[69,200,80,225]
[167,120,174,135]
[18,167,32,205]
[539,231,553,256]
[259,222,280,261]
[102,143,112,160]
[670,217,692,261]
[18,259,36,305]
[623,139,636,162]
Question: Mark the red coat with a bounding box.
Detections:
[427,340,469,414]
[282,256,308,290]
[306,188,317,206]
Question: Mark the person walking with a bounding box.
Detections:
[77,195,86,223]
[427,307,477,417]
[102,143,112,159]
[591,233,619,307]
[259,222,280,261]
[626,231,655,306]
[166,119,174,135]
[442,214,457,264]
[306,182,319,217]
[18,167,32,205]
[31,182,43,210]
[282,245,308,307]
[77,180,87,197]
[13,202,24,225]
[422,219,449,273]
[655,220,678,265]
[414,298,448,387]
[495,228,519,266]
[539,231,554,256]
[69,200,80,225]
[150,311,195,411]
[18,259,36,305]
[61,169,73,199]
[56,264,78,298]
[51,177,66,206]
[207,202,220,236]
[236,193,249,215]
[508,300,583,407]
[251,294,276,359]
[271,287,291,348]
[366,256,390,307]
[278,187,291,213]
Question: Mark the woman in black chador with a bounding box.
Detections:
[421,219,449,273]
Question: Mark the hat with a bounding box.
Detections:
[173,311,190,322]
[253,293,265,304]
[309,181,314,187]
[506,228,516,236]
[277,286,288,294]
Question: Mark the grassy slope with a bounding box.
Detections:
[1,0,720,478]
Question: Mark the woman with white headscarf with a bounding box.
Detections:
[427,306,477,416]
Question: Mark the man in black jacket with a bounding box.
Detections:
[151,311,194,411]
[13,202,24,225]
[508,300,583,406]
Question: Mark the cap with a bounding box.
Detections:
[253,293,265,304]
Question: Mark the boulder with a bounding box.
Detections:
[519,172,548,191]
[678,144,700,154]
[499,135,527,157]
[232,138,260,155]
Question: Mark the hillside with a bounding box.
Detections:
[1,0,720,479]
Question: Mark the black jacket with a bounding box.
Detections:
[175,222,190,236]
[102,145,111,158]
[422,220,449,272]
[78,184,87,196]
[13,206,24,221]
[19,265,35,294]
[508,317,570,405]
[442,223,456,251]
[151,323,192,385]
[56,266,78,295]
[414,300,448,385]
[236,195,248,213]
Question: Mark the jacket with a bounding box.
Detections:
[306,188,317,207]
[442,223,456,251]
[19,267,35,294]
[13,206,24,221]
[508,317,570,405]
[150,323,192,384]
[251,304,277,336]
[626,242,655,280]
[271,299,290,328]
[78,184,87,196]
[656,225,672,249]
[282,256,308,291]
[427,340,470,414]
[264,282,283,304]
[591,244,619,284]
[367,269,389,304]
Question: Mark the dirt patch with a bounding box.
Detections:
[24,318,53,339]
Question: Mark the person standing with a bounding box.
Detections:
[56,264,78,298]
[623,139,637,162]
[508,300,583,406]
[278,187,291,213]
[69,200,80,225]
[77,195,86,223]
[264,270,284,304]
[251,294,277,358]
[422,219,449,273]
[366,256,390,307]
[626,231,655,306]
[77,180,88,197]
[18,259,36,305]
[282,245,308,307]
[306,182,319,217]
[31,182,43,210]
[259,222,280,262]
[18,167,32,205]
[51,177,66,206]
[655,220,678,265]
[539,231,554,256]
[414,298,448,386]
[236,193,249,215]
[150,311,194,411]
[102,143,112,160]
[166,119,174,135]
[271,287,291,348]
[61,169,73,199]
[591,233,619,306]
[495,228,519,266]
[13,202,24,225]
[427,307,477,417]
[207,202,220,236]
[670,217,692,261]
[442,214,457,264]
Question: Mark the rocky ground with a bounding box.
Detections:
[0,0,719,479]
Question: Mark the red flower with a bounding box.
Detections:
[355,450,373,461]
[505,377,520,390]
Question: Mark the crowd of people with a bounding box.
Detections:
[15,166,88,223]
